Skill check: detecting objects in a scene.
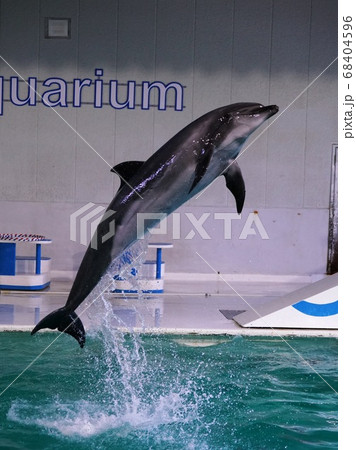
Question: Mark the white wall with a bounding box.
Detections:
[0,0,337,276]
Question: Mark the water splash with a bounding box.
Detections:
[86,236,150,303]
[7,239,205,445]
[84,288,203,439]
[7,392,201,440]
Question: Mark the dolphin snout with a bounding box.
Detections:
[257,104,279,118]
[268,105,279,114]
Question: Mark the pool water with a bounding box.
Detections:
[0,320,337,450]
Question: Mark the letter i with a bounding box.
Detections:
[94,68,103,108]
[172,213,181,239]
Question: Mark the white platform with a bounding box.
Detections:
[233,273,338,329]
[0,238,52,291]
[0,272,51,290]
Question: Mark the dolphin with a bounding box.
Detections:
[31,102,279,347]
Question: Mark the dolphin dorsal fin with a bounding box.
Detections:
[223,160,246,214]
[111,161,144,190]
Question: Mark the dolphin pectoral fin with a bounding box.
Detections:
[189,144,215,193]
[31,308,86,348]
[111,161,145,189]
[223,161,246,214]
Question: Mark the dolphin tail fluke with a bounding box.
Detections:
[31,307,86,348]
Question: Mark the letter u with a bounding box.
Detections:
[110,81,136,109]
[10,77,37,106]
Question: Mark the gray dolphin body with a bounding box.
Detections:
[31,102,278,346]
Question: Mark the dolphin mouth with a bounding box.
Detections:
[231,104,279,118]
[247,104,279,116]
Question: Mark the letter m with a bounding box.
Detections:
[142,81,184,111]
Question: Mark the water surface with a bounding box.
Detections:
[0,329,337,450]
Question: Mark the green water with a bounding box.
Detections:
[0,330,337,450]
